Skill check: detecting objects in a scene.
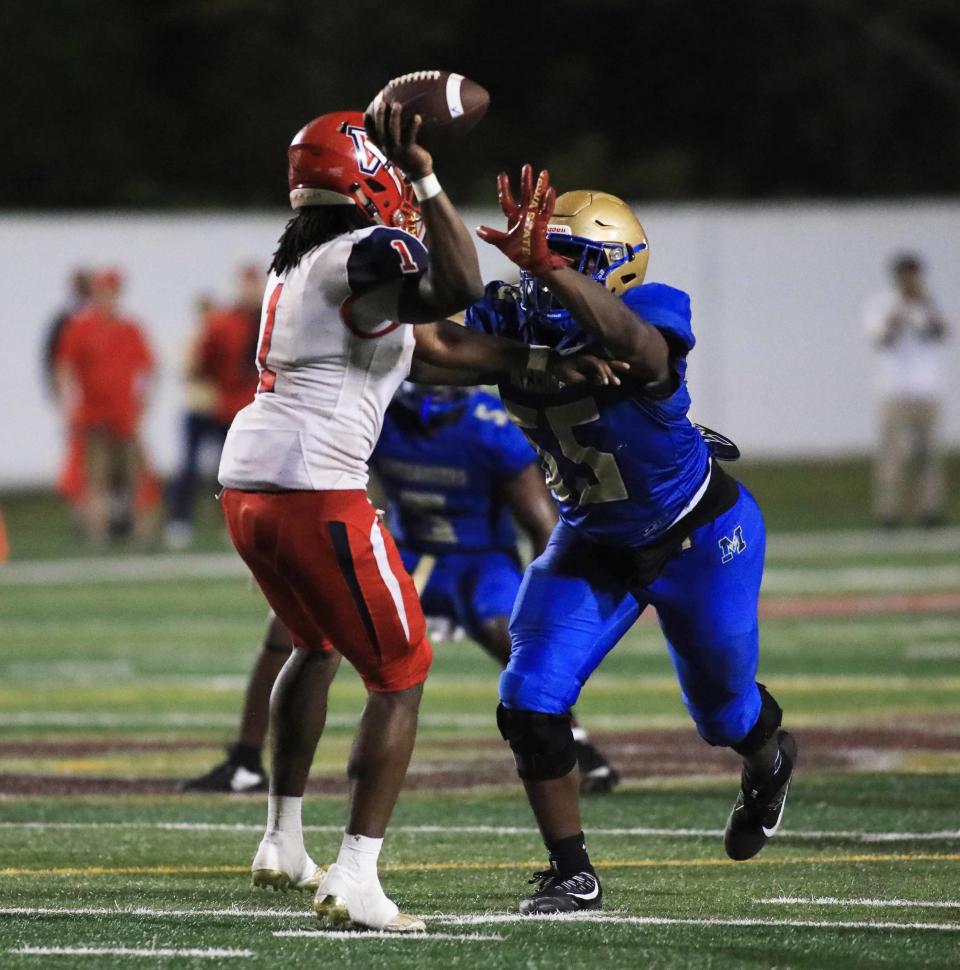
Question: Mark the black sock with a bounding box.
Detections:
[547,832,592,876]
[742,733,780,782]
[230,742,263,772]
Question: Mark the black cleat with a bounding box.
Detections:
[181,746,268,793]
[724,730,798,861]
[519,865,603,915]
[576,740,621,795]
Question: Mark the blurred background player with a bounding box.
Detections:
[183,382,620,795]
[165,266,263,548]
[863,253,950,528]
[53,269,159,548]
[42,267,91,396]
[467,170,797,914]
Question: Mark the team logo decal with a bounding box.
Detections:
[344,124,386,176]
[719,526,746,564]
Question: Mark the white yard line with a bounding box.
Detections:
[3,527,959,588]
[0,711,497,729]
[758,896,960,909]
[435,912,960,932]
[10,946,251,958]
[1,821,958,843]
[274,930,503,941]
[3,906,958,935]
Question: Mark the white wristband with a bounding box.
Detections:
[412,173,442,202]
[525,345,551,374]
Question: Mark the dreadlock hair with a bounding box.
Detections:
[269,206,370,276]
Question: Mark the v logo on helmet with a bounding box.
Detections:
[343,124,386,176]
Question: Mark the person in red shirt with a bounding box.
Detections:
[165,265,262,548]
[55,269,157,548]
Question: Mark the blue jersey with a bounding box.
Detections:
[465,281,710,547]
[372,390,538,555]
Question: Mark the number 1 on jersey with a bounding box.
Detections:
[257,283,283,393]
[390,238,421,275]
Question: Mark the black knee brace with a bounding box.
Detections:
[731,684,783,756]
[496,704,577,781]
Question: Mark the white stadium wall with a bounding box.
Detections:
[1,202,958,488]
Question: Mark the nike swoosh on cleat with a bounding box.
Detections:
[230,767,265,792]
[761,787,791,837]
[568,885,599,901]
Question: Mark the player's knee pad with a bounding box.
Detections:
[496,703,577,781]
[730,684,783,755]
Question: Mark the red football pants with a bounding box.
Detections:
[221,488,432,692]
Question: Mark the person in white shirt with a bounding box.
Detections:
[862,253,949,527]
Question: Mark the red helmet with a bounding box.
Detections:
[287,111,421,237]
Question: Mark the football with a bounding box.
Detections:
[366,70,489,138]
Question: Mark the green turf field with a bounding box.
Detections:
[1,479,959,967]
[3,454,958,560]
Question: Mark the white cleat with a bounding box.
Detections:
[313,863,425,932]
[251,834,326,892]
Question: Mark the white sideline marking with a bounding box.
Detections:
[758,896,960,910]
[435,912,960,932]
[906,643,960,660]
[275,930,503,941]
[11,945,251,958]
[1,821,958,843]
[767,526,960,558]
[761,563,960,594]
[0,906,304,919]
[0,552,247,587]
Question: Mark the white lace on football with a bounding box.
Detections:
[387,70,442,88]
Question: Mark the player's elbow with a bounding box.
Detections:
[429,265,484,314]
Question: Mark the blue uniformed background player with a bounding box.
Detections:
[460,165,799,914]
[184,379,619,794]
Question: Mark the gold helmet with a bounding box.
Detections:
[546,190,649,296]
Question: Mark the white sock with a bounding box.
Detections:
[265,796,303,841]
[335,833,384,881]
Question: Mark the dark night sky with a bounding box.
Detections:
[2,0,959,208]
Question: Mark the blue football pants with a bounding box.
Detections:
[500,484,765,747]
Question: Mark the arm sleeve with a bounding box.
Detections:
[621,283,694,356]
[344,228,429,331]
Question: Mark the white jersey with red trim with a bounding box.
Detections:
[219,224,429,491]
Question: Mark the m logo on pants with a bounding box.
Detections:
[719,526,746,564]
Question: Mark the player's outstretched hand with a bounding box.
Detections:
[477,165,571,276]
[364,101,433,181]
[551,353,630,387]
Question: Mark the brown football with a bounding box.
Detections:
[367,70,489,138]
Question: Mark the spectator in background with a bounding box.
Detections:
[55,269,157,548]
[863,254,950,528]
[165,264,262,549]
[42,268,91,394]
